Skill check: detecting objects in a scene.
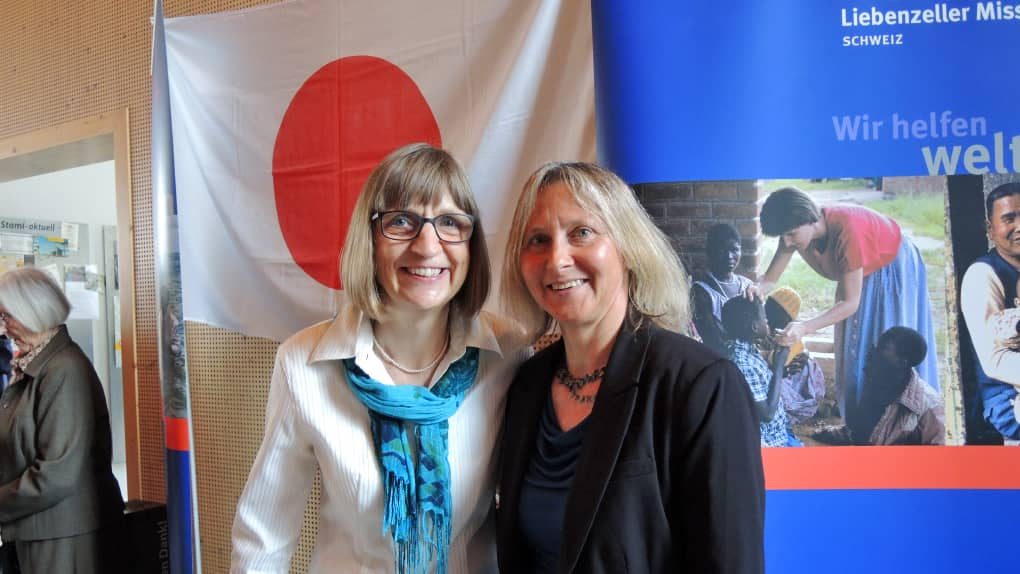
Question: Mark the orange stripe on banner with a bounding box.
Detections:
[763,446,1020,490]
[164,417,190,451]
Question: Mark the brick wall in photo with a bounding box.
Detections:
[634,179,763,280]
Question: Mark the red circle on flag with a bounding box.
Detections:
[273,56,441,289]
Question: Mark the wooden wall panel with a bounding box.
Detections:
[0,1,316,572]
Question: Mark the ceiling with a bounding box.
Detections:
[0,134,114,184]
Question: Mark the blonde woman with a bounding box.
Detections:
[497,162,764,573]
[232,144,527,573]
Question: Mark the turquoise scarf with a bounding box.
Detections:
[343,347,479,574]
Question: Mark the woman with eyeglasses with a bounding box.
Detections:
[0,268,125,574]
[231,143,527,573]
[496,163,764,573]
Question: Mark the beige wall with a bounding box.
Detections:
[0,2,301,571]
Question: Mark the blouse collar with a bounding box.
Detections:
[307,301,504,366]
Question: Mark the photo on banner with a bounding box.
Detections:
[947,173,1020,445]
[633,175,957,447]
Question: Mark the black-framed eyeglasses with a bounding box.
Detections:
[372,211,475,244]
[0,312,7,323]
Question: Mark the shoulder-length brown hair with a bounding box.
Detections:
[340,143,490,320]
[759,187,822,236]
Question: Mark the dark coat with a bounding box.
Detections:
[0,325,124,542]
[496,321,765,573]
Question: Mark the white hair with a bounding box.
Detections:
[0,267,71,333]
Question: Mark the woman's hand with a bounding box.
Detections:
[779,268,864,346]
[743,283,765,302]
[776,321,808,346]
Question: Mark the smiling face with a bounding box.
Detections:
[987,194,1020,269]
[518,182,629,335]
[373,192,470,317]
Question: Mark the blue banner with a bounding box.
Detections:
[166,448,194,574]
[767,489,1020,573]
[153,1,198,571]
[593,2,1020,572]
[593,0,1020,182]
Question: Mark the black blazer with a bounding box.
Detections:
[497,321,764,573]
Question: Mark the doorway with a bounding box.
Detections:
[0,110,138,499]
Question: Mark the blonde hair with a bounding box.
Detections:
[501,162,690,341]
[0,267,71,333]
[340,143,490,320]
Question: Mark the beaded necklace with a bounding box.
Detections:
[554,365,605,404]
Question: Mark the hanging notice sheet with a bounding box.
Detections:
[65,264,102,320]
[0,233,34,255]
[0,217,76,257]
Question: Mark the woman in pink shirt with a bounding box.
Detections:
[753,187,939,419]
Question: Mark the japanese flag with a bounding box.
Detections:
[166,0,595,341]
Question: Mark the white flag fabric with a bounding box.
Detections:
[166,0,595,341]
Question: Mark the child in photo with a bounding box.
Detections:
[764,287,826,424]
[722,297,797,447]
[693,223,754,356]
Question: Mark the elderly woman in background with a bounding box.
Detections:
[0,268,124,574]
[754,187,939,416]
[497,162,764,573]
[232,143,527,573]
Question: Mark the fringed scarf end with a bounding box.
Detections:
[382,471,414,540]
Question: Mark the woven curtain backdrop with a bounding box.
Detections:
[0,1,318,572]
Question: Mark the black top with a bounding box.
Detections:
[518,391,591,573]
[497,320,765,573]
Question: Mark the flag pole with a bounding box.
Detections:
[152,0,201,572]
